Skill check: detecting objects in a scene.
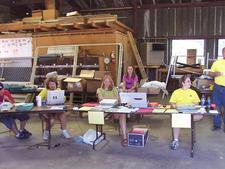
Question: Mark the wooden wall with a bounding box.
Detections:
[32,30,135,83]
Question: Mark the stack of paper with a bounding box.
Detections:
[114,106,139,113]
[152,108,165,113]
[99,99,118,106]
[209,110,219,114]
[79,107,94,111]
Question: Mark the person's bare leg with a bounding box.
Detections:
[19,120,27,131]
[11,123,19,136]
[173,128,180,140]
[119,114,127,140]
[58,113,67,130]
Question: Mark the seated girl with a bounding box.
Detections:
[38,78,71,140]
[122,66,138,92]
[97,75,128,146]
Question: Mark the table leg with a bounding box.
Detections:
[92,124,106,150]
[47,114,51,150]
[191,115,194,158]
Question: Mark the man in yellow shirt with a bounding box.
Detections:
[209,47,225,131]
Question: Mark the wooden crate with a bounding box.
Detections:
[187,49,196,65]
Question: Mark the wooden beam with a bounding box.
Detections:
[73,23,84,30]
[45,0,55,9]
[80,6,133,13]
[15,0,43,5]
[37,24,56,31]
[132,0,138,35]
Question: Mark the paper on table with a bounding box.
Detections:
[209,110,219,114]
[114,106,139,113]
[152,108,165,113]
[49,106,65,110]
[79,107,94,111]
[165,109,179,113]
[88,111,104,124]
[73,107,79,111]
[172,114,191,128]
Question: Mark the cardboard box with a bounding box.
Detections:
[194,78,214,89]
[128,128,149,147]
[43,9,58,20]
[79,70,95,79]
[57,76,67,89]
[94,71,111,79]
[64,77,86,92]
[86,79,101,93]
[85,71,110,93]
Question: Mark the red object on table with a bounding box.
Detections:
[81,102,99,107]
[137,108,154,114]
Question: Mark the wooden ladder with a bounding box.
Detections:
[127,31,148,79]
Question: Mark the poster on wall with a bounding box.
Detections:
[0,37,32,58]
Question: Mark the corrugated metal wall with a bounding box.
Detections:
[137,6,225,38]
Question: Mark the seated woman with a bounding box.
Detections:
[97,75,127,146]
[122,66,138,92]
[169,74,203,150]
[0,82,31,139]
[38,77,71,140]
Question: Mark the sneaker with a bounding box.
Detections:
[212,126,221,131]
[21,129,32,137]
[170,140,179,150]
[43,130,49,140]
[16,132,29,140]
[62,130,71,139]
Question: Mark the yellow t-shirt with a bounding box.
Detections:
[211,59,225,86]
[96,87,118,99]
[38,88,61,100]
[169,88,200,105]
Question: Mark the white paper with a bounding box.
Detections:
[172,114,191,128]
[88,111,104,124]
[209,110,219,114]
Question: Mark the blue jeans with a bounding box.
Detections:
[212,84,225,127]
[0,114,29,129]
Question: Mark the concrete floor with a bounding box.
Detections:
[0,96,225,169]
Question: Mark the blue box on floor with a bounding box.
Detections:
[128,128,148,147]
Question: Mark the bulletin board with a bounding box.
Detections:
[0,37,32,58]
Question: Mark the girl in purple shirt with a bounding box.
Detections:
[122,66,138,92]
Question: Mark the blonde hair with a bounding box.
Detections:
[101,74,114,91]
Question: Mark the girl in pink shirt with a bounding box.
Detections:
[122,66,138,92]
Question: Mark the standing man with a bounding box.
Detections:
[209,47,225,131]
